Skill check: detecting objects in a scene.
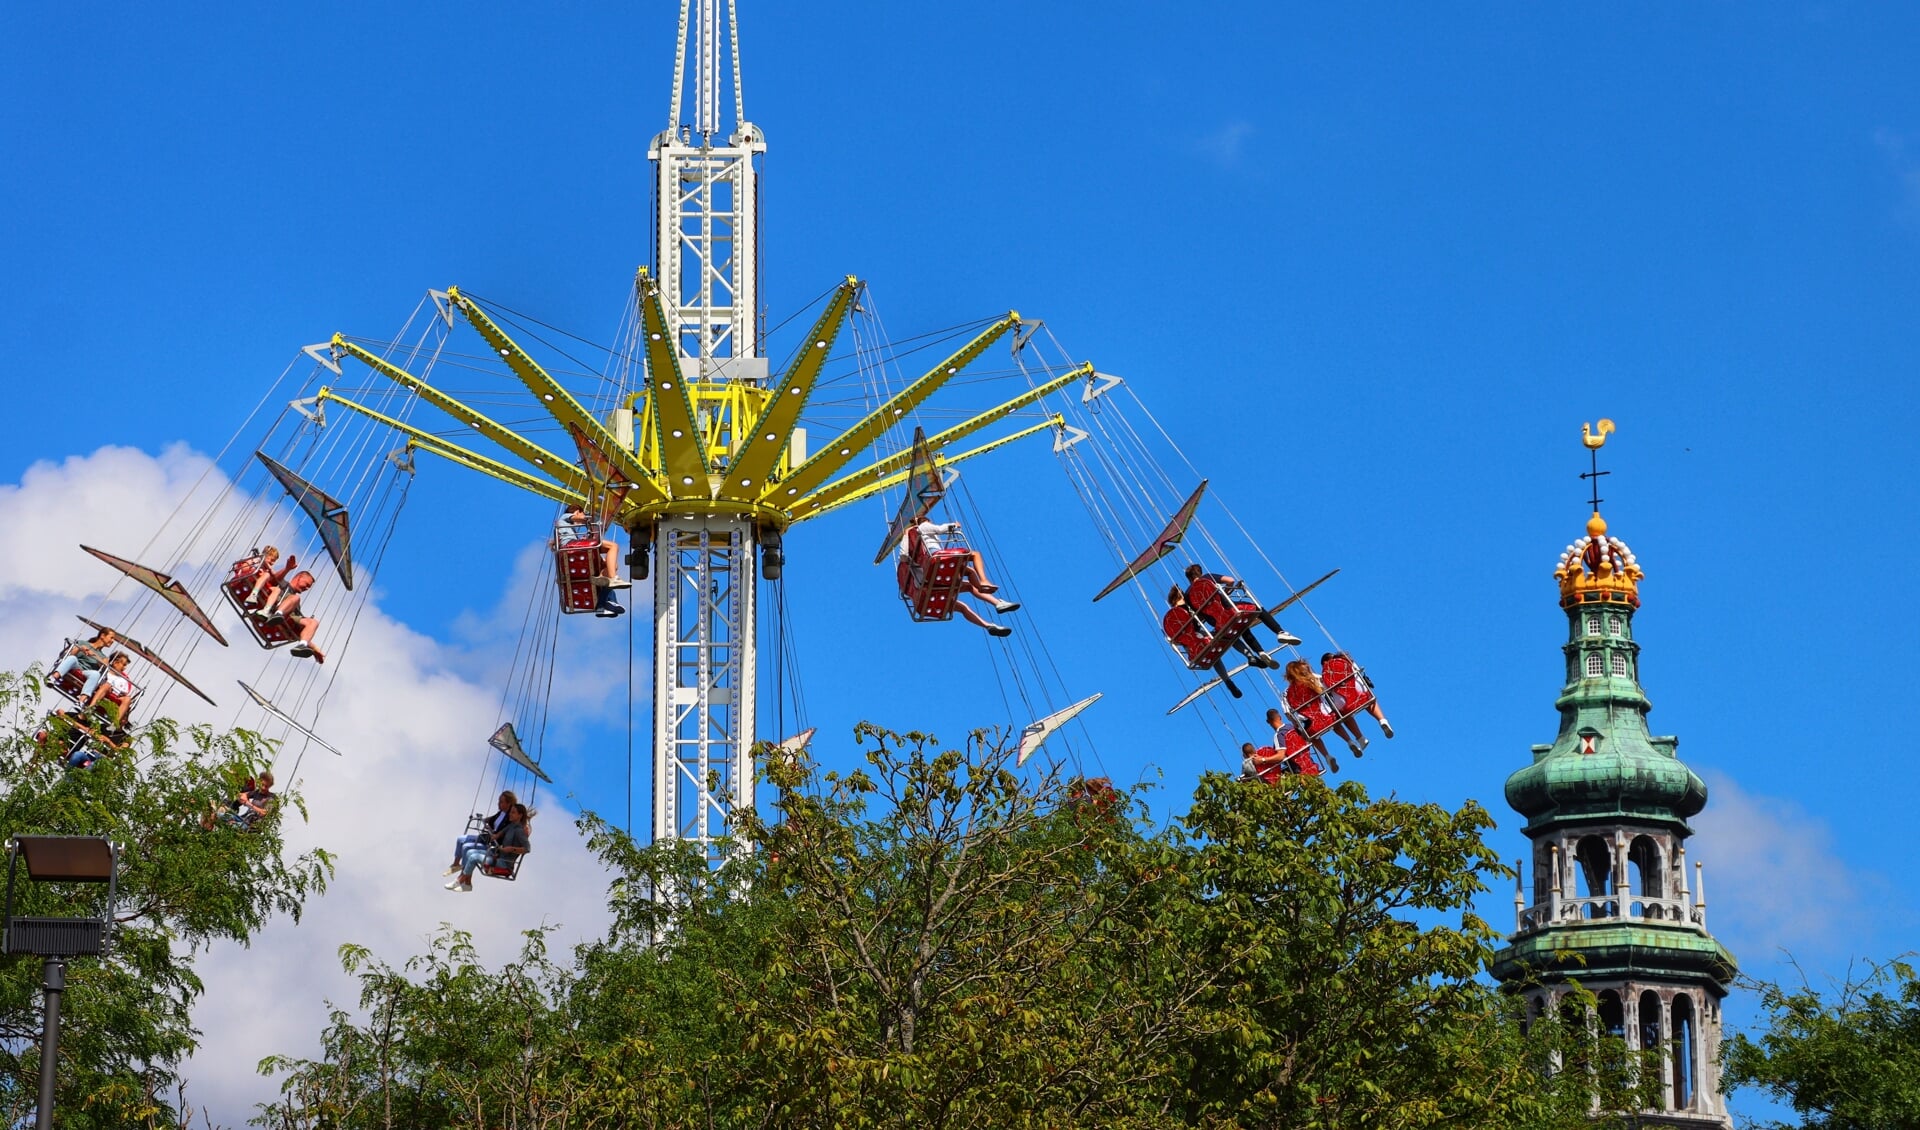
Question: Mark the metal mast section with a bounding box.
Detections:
[311,2,1089,867]
[645,0,765,864]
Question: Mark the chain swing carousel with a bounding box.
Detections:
[34,0,1398,889]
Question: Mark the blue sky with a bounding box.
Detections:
[5,2,1918,1119]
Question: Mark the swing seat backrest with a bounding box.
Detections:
[1183,606,1260,669]
[47,642,95,701]
[553,544,603,614]
[904,547,970,622]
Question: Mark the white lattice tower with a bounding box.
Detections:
[648,0,763,858]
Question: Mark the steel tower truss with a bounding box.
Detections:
[312,3,1088,868]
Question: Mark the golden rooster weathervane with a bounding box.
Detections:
[1580,417,1615,513]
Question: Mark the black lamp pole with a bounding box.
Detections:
[5,835,118,1130]
[36,957,63,1130]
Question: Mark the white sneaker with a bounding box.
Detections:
[442,864,461,877]
[608,577,632,589]
[444,877,468,891]
[1380,719,1394,739]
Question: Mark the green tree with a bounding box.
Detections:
[0,670,332,1128]
[256,723,1651,1129]
[1723,957,1920,1130]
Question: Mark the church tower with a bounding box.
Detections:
[1489,424,1738,1125]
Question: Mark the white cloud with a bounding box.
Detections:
[1194,120,1256,169]
[0,446,615,1125]
[1691,771,1879,963]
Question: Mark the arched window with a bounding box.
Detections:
[1534,844,1553,904]
[1672,994,1697,1109]
[1639,990,1663,1057]
[1586,652,1604,677]
[1597,990,1625,1039]
[1585,613,1602,637]
[1576,836,1613,916]
[1607,613,1624,637]
[1610,652,1630,677]
[1630,837,1663,900]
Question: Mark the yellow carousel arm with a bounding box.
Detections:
[791,415,1064,522]
[715,275,860,504]
[787,363,1088,520]
[634,268,712,499]
[315,388,588,505]
[329,341,589,492]
[445,289,670,507]
[760,314,1021,507]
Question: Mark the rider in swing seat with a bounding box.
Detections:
[1283,660,1366,762]
[445,803,531,892]
[235,545,296,611]
[1321,650,1392,739]
[1183,563,1300,665]
[271,572,328,663]
[444,791,517,877]
[900,519,1020,638]
[50,627,116,694]
[1164,586,1242,699]
[203,772,276,830]
[1267,705,1337,774]
[557,505,628,619]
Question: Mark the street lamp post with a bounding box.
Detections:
[3,836,119,1130]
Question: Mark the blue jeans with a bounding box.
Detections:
[66,748,96,770]
[76,669,107,700]
[458,845,494,880]
[452,834,488,866]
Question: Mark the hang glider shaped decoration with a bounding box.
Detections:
[255,451,354,590]
[1016,693,1102,767]
[1093,481,1208,603]
[487,722,554,784]
[80,546,227,646]
[567,423,634,531]
[75,615,217,706]
[872,428,948,565]
[238,680,343,757]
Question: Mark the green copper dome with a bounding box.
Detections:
[1504,515,1708,834]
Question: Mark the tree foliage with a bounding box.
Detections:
[1723,957,1920,1130]
[258,723,1650,1129]
[0,669,332,1128]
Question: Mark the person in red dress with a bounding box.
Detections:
[1164,586,1241,698]
[1320,651,1393,739]
[1283,659,1366,761]
[1265,705,1335,775]
[1183,564,1297,666]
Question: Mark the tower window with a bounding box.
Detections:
[1610,652,1629,677]
[1607,614,1623,636]
[1585,614,1601,637]
[1585,653,1604,677]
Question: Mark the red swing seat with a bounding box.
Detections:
[553,523,605,615]
[221,558,301,648]
[45,642,99,703]
[898,536,972,623]
[1183,576,1265,669]
[1322,657,1376,718]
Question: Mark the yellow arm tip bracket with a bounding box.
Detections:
[716,276,861,503]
